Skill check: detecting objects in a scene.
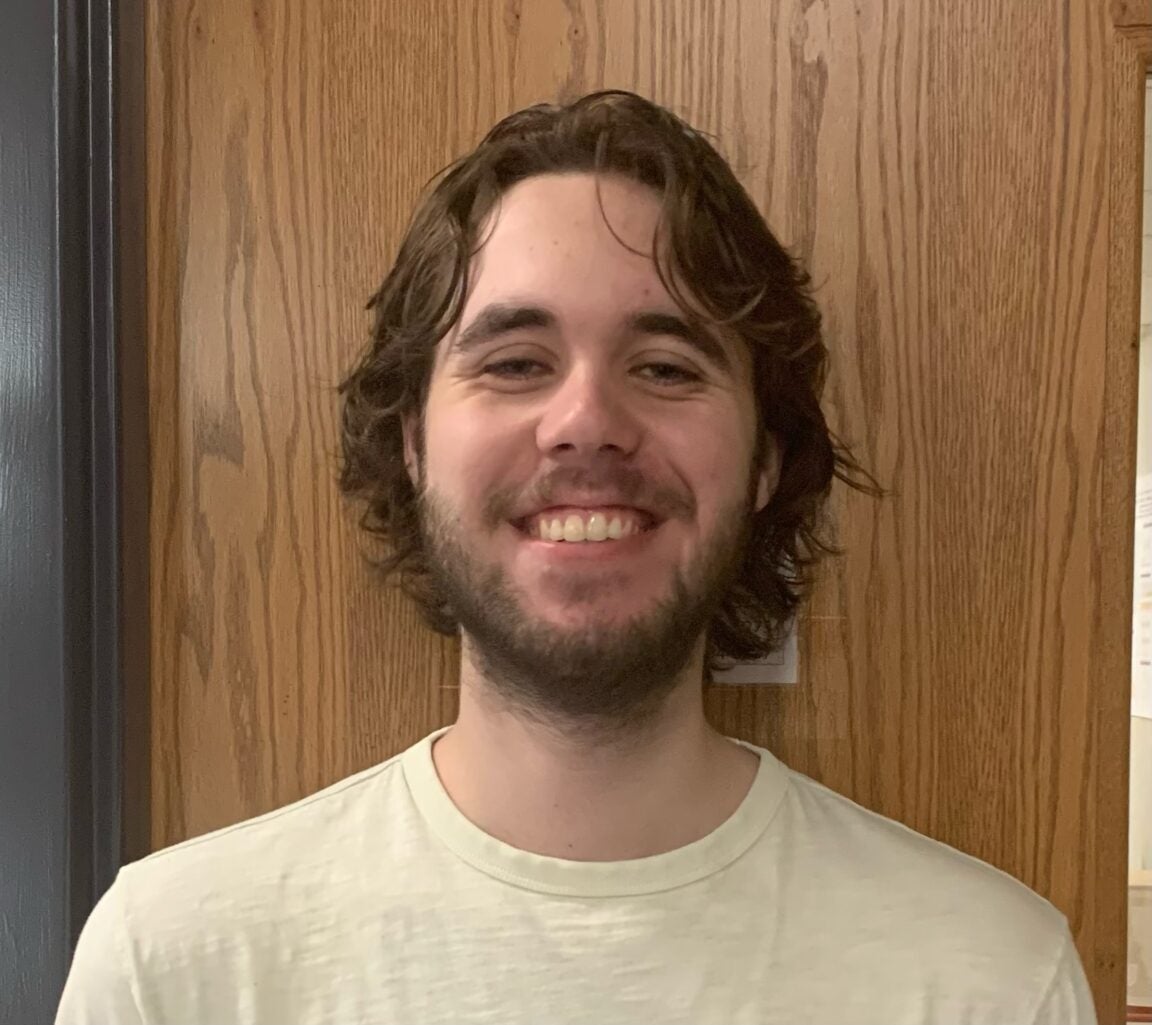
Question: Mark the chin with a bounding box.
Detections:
[525,577,665,616]
[530,604,645,633]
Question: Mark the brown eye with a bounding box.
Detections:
[482,358,549,379]
[636,363,701,385]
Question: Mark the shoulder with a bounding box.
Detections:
[137,750,404,860]
[766,761,1086,1016]
[58,754,415,1022]
[119,751,410,940]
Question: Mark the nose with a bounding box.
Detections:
[534,362,642,460]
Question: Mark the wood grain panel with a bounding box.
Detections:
[146,0,460,849]
[145,1,1134,1016]
[1113,0,1152,28]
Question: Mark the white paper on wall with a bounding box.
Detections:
[1133,473,1152,719]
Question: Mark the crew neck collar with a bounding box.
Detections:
[401,726,788,898]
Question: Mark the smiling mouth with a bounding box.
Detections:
[511,508,660,543]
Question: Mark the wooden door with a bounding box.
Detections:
[138,2,1144,1018]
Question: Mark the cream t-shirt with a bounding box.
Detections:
[56,728,1097,1024]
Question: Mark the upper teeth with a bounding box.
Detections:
[533,511,644,542]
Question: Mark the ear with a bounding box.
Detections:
[754,436,782,513]
[401,413,421,489]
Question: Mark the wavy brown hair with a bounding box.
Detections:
[338,90,880,673]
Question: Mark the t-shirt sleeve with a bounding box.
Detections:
[55,875,146,1025]
[1028,929,1098,1025]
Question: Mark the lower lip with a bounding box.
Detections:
[513,524,660,561]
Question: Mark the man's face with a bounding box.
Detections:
[406,172,777,728]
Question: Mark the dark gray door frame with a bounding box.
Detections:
[1,0,145,1021]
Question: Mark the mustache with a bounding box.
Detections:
[486,465,696,523]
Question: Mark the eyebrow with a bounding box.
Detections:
[629,311,731,373]
[449,303,733,373]
[451,304,556,356]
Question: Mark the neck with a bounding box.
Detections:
[431,646,760,861]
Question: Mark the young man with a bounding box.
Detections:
[57,91,1096,1024]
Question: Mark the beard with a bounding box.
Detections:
[416,471,759,740]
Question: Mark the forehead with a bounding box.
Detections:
[466,173,668,304]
